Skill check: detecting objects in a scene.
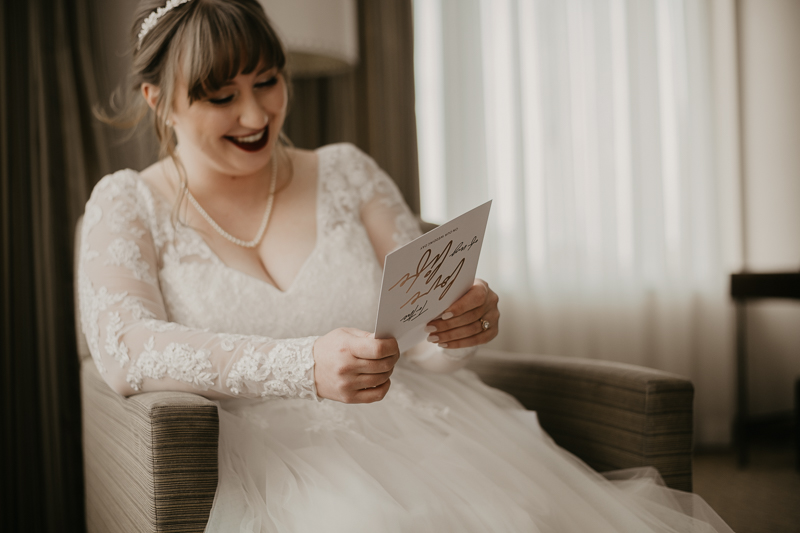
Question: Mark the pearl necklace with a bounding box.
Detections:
[186,155,278,248]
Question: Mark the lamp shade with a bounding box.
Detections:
[258,0,359,78]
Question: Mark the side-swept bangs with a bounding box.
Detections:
[176,0,286,103]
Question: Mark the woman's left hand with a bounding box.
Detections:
[424,278,499,349]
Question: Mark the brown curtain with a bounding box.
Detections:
[284,0,421,214]
[1,0,104,531]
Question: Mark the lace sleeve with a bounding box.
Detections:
[352,147,477,372]
[78,171,318,400]
[345,146,423,265]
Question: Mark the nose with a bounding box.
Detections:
[238,89,268,130]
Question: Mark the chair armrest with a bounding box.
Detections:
[468,349,694,492]
[81,359,218,533]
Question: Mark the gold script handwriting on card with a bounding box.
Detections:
[389,240,465,309]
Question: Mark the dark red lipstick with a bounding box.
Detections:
[225,125,269,152]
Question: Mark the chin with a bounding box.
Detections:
[218,150,272,176]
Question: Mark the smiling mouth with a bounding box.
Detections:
[225,126,269,152]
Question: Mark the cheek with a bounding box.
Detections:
[199,111,235,141]
[179,120,225,150]
[273,96,288,132]
[271,83,289,115]
[281,84,289,110]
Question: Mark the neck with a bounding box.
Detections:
[172,145,286,206]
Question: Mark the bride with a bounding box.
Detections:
[81,0,733,531]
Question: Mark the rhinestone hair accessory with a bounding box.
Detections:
[137,0,193,49]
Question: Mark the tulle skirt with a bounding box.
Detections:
[204,364,733,532]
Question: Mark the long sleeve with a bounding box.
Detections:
[356,148,477,373]
[78,171,318,400]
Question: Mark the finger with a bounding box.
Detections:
[348,335,400,360]
[339,327,372,337]
[445,280,488,316]
[430,306,499,343]
[427,280,492,327]
[354,354,398,374]
[438,321,499,349]
[430,285,498,333]
[353,379,391,403]
[435,308,500,347]
[354,368,393,389]
[430,319,484,344]
[429,303,490,334]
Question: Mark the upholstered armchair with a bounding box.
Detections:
[75,218,694,532]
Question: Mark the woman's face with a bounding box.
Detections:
[169,64,287,179]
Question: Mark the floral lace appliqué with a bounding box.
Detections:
[226,338,316,399]
[82,205,103,262]
[142,319,193,333]
[126,336,218,391]
[108,198,147,238]
[104,312,130,366]
[106,238,156,283]
[79,273,127,374]
[94,171,139,202]
[322,143,421,248]
[122,296,156,321]
[217,333,250,352]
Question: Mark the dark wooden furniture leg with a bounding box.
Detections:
[735,301,749,467]
[730,272,800,469]
[795,377,799,471]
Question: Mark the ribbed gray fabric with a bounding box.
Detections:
[467,350,694,492]
[82,361,218,533]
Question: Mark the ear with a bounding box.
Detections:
[141,83,160,111]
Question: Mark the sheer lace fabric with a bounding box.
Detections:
[79,143,428,399]
[80,143,732,532]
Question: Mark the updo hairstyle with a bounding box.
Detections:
[97,0,290,219]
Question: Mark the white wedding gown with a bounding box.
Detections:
[79,143,733,532]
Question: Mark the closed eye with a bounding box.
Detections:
[206,75,278,105]
[208,94,234,105]
[256,76,279,89]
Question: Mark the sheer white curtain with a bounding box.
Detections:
[414,0,739,446]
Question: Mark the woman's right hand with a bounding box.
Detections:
[313,328,399,403]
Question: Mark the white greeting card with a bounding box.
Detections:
[374,200,492,352]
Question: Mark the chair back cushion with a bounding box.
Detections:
[74,216,91,361]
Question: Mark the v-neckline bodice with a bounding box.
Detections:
[143,150,324,295]
[137,143,387,338]
[183,157,323,295]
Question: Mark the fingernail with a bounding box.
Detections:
[424,325,436,333]
[438,342,448,348]
[441,312,453,320]
[427,335,439,343]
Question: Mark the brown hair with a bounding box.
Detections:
[97,0,290,219]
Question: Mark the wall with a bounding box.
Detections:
[739,0,800,416]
